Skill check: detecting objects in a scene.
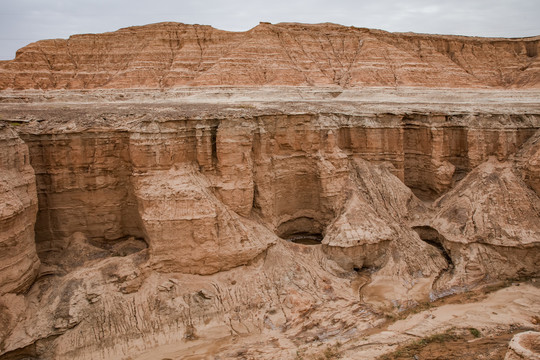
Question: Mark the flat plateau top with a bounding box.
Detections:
[1,88,539,130]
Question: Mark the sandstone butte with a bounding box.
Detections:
[0,22,539,360]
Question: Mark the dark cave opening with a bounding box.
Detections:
[284,232,323,245]
[277,216,324,245]
[210,124,218,167]
[412,226,454,267]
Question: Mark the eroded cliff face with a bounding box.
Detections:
[12,110,538,276]
[0,22,538,358]
[0,22,539,89]
[0,126,39,296]
[0,88,538,359]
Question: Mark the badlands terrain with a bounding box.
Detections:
[0,22,539,359]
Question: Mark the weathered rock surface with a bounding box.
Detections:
[0,22,539,89]
[0,125,39,295]
[0,88,537,359]
[22,131,142,258]
[322,157,445,306]
[428,158,540,293]
[516,129,540,196]
[133,164,274,274]
[0,23,539,358]
[505,331,540,360]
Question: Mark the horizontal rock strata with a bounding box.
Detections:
[0,18,539,360]
[1,101,536,293]
[0,65,538,360]
[0,22,539,89]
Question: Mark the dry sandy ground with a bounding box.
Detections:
[131,281,540,360]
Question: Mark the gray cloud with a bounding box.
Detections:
[1,0,539,60]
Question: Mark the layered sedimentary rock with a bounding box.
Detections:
[0,88,538,360]
[0,22,539,89]
[0,125,39,295]
[133,164,274,274]
[9,105,536,278]
[428,159,540,292]
[322,157,446,306]
[23,132,142,258]
[0,21,539,360]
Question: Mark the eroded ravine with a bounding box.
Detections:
[0,87,539,359]
[0,21,539,359]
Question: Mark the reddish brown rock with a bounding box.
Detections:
[0,22,538,90]
[21,132,143,260]
[0,56,538,359]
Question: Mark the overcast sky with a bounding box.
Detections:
[1,0,539,60]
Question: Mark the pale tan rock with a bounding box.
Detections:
[353,284,540,360]
[516,129,540,196]
[433,158,540,247]
[430,158,540,292]
[322,158,446,308]
[0,126,39,295]
[132,164,274,274]
[0,85,538,359]
[505,331,540,360]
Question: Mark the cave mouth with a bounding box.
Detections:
[412,226,453,266]
[277,216,324,245]
[284,232,323,245]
